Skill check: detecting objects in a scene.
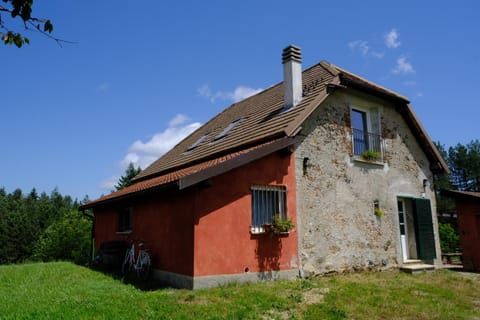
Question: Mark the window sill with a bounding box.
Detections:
[352,156,385,167]
[116,230,132,235]
[250,227,291,237]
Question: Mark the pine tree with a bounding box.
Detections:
[115,163,142,191]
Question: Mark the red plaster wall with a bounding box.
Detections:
[94,189,195,276]
[192,152,299,276]
[457,201,480,271]
[94,151,299,278]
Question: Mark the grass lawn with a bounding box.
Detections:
[0,262,479,319]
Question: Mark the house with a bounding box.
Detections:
[441,190,480,271]
[80,45,449,289]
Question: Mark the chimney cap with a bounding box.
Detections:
[282,45,302,64]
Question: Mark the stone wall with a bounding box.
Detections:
[294,90,441,277]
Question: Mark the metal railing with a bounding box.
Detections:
[351,128,383,158]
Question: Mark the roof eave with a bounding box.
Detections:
[79,181,178,211]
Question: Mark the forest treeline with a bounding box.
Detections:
[435,140,480,193]
[0,188,91,265]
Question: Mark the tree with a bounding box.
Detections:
[32,209,92,265]
[448,140,480,191]
[0,187,82,264]
[0,0,53,47]
[438,223,460,253]
[115,163,141,191]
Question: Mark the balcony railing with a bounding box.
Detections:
[351,128,383,159]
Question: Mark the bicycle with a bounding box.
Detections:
[122,240,151,280]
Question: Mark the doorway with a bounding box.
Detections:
[397,197,437,262]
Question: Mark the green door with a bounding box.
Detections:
[413,198,437,260]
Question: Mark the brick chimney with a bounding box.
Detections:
[282,45,302,109]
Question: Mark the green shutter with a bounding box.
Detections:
[413,199,437,260]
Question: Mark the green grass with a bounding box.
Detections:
[1,262,479,319]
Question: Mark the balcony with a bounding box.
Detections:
[351,128,384,161]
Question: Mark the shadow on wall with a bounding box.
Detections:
[255,235,282,280]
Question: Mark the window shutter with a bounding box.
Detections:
[369,107,381,135]
[413,199,437,260]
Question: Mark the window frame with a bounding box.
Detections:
[211,118,242,143]
[117,207,133,234]
[250,185,288,234]
[350,104,384,160]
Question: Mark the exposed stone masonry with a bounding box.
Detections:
[294,91,441,277]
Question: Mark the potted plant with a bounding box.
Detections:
[271,214,295,235]
[361,149,380,161]
[374,207,384,218]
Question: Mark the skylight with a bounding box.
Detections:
[185,132,210,152]
[212,119,241,142]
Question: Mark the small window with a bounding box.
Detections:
[251,185,287,233]
[185,132,210,152]
[117,207,133,233]
[212,119,241,142]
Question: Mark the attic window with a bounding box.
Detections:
[212,119,241,142]
[185,132,210,152]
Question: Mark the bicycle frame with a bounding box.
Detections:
[122,240,151,280]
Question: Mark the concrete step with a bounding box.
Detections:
[403,259,422,265]
[400,263,435,274]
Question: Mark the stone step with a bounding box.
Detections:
[400,263,435,274]
[403,259,422,265]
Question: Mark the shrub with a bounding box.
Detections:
[438,223,460,253]
[33,210,92,265]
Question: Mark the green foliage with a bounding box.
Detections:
[0,0,54,47]
[272,214,295,234]
[446,140,480,191]
[0,187,83,264]
[360,149,380,161]
[374,208,384,218]
[115,162,142,191]
[1,263,480,319]
[32,210,92,265]
[438,223,460,253]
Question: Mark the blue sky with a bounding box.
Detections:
[2,1,479,200]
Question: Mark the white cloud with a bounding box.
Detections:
[198,84,262,103]
[348,40,370,56]
[124,120,201,169]
[168,114,190,127]
[100,114,202,191]
[99,177,118,191]
[385,29,401,49]
[348,40,384,58]
[392,56,415,74]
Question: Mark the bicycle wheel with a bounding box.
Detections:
[122,247,134,276]
[136,251,151,280]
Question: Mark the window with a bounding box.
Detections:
[212,119,241,142]
[185,132,211,153]
[351,107,383,157]
[251,185,287,233]
[117,207,132,233]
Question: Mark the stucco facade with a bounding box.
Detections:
[294,90,442,276]
[93,151,300,289]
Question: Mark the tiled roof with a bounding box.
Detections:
[133,61,336,182]
[80,137,297,209]
[82,56,449,209]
